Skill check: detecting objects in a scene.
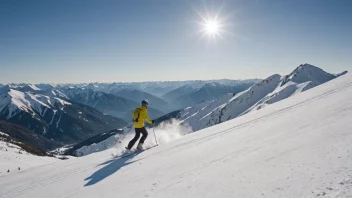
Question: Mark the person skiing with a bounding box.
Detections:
[126,100,155,150]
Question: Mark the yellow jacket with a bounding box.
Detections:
[133,106,153,128]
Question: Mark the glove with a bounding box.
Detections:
[152,120,155,124]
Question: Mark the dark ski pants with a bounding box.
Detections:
[127,127,148,149]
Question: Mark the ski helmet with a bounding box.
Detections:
[141,100,149,105]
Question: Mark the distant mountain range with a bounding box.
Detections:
[112,89,171,113]
[169,82,257,108]
[162,85,195,102]
[58,79,261,96]
[55,79,259,119]
[59,87,164,122]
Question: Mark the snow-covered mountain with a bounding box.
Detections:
[9,83,42,93]
[1,69,351,197]
[243,64,338,114]
[0,87,127,145]
[177,64,346,131]
[5,84,68,99]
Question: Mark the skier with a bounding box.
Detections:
[126,100,155,151]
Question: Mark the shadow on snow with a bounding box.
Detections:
[84,152,140,187]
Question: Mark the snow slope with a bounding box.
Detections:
[0,133,58,176]
[0,72,352,197]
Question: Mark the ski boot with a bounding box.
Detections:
[137,143,144,150]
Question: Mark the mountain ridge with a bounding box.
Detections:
[176,64,347,131]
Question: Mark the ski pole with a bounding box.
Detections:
[118,125,133,143]
[153,125,158,145]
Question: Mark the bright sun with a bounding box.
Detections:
[204,19,220,35]
[197,14,226,40]
[195,3,232,41]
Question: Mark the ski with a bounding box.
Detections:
[115,145,158,159]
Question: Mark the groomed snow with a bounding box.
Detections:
[1,73,352,197]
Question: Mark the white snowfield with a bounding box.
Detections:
[1,73,352,198]
[0,138,58,176]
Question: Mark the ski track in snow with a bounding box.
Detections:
[1,74,352,197]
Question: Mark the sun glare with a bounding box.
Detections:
[197,10,228,40]
[204,19,220,35]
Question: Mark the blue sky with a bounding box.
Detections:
[1,0,351,83]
